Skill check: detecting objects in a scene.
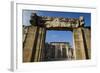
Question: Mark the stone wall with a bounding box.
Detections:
[23,26,37,62]
[23,26,46,62]
[73,27,91,60]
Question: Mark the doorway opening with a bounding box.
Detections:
[44,30,74,61]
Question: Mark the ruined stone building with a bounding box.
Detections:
[23,13,91,62]
[44,42,73,61]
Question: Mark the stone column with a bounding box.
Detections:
[82,28,91,59]
[60,44,63,58]
[34,27,46,62]
[73,28,86,60]
[66,44,69,59]
[38,27,46,61]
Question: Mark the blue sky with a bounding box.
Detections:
[36,11,91,26]
[45,30,73,47]
[23,10,91,47]
[23,10,91,26]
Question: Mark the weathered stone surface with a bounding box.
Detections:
[82,27,91,59]
[23,14,90,62]
[30,13,84,28]
[34,27,46,62]
[23,26,37,62]
[73,27,91,60]
[73,28,86,60]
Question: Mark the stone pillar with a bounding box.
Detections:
[66,44,69,59]
[62,47,67,58]
[38,27,46,61]
[23,26,37,62]
[60,44,63,58]
[34,27,46,62]
[73,28,86,60]
[82,28,91,59]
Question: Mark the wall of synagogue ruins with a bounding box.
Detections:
[23,26,37,62]
[82,27,91,59]
[23,26,46,62]
[73,27,91,60]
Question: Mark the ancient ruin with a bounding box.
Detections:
[23,13,91,62]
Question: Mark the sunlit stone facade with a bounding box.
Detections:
[23,13,91,62]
